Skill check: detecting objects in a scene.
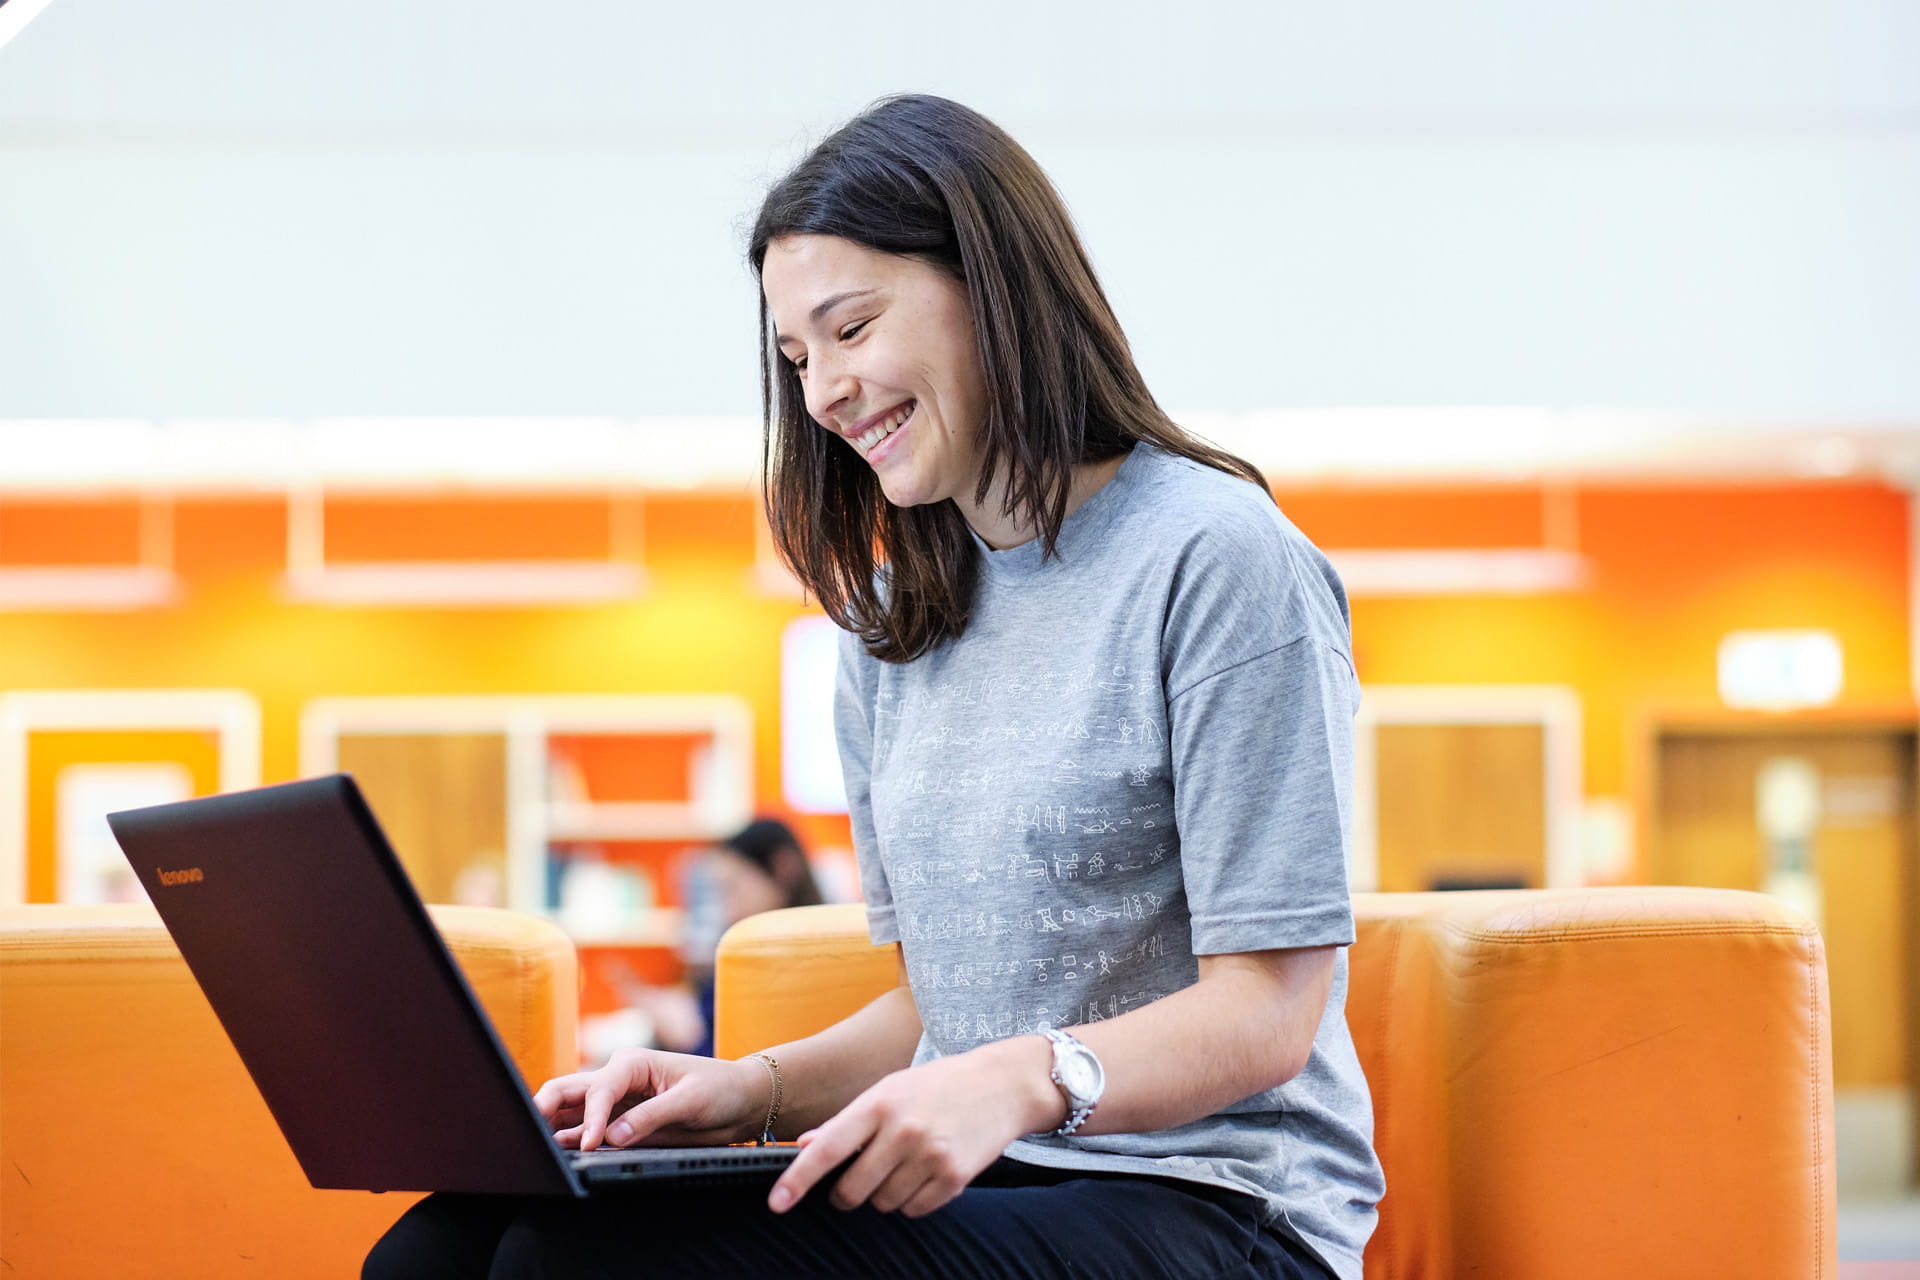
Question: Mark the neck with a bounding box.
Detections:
[960,453,1128,551]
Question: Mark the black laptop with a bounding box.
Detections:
[107,773,799,1197]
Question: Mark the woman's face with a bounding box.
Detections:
[763,234,991,515]
[705,848,788,925]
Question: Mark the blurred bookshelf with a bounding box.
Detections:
[300,694,752,950]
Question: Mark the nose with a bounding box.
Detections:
[802,352,856,429]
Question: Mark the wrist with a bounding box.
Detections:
[1032,1029,1105,1136]
[982,1032,1068,1135]
[736,1053,782,1143]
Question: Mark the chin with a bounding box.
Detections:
[875,475,940,510]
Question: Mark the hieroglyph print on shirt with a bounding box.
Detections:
[869,659,1195,1055]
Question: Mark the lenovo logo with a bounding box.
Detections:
[156,866,205,886]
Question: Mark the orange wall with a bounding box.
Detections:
[24,730,224,902]
[1298,482,1912,796]
[0,479,1909,894]
[0,494,846,896]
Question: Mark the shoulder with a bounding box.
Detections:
[1122,445,1350,650]
[837,619,881,672]
[1124,443,1272,521]
[835,621,886,705]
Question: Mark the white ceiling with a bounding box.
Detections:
[4,2,1915,424]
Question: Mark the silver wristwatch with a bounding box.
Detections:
[1037,1028,1104,1137]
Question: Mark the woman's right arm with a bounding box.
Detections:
[746,951,922,1138]
[539,625,922,1152]
[535,946,921,1150]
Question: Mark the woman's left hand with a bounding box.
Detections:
[769,1034,1058,1218]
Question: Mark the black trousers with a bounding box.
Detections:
[363,1162,1337,1280]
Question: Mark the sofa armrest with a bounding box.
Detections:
[0,902,578,1280]
[712,903,895,1060]
[1349,887,1835,1280]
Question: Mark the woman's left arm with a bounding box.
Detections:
[1046,943,1336,1133]
[770,942,1336,1217]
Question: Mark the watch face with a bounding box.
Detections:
[1058,1046,1102,1098]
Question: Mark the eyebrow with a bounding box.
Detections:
[775,289,880,347]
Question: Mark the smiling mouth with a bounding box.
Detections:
[852,402,914,457]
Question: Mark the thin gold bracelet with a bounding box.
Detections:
[746,1052,783,1145]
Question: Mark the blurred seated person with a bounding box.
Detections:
[620,818,822,1058]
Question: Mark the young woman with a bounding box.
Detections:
[671,818,824,1057]
[366,94,1381,1280]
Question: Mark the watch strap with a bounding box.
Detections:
[1042,1028,1098,1137]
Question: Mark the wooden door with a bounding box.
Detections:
[1651,728,1916,1098]
[335,733,508,906]
[1375,722,1548,892]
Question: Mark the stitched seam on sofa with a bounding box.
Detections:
[788,936,889,956]
[517,943,534,1072]
[0,950,198,965]
[439,933,536,1065]
[1372,917,1402,1280]
[1808,929,1825,1280]
[0,936,182,955]
[1447,922,1816,945]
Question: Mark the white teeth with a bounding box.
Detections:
[854,404,913,456]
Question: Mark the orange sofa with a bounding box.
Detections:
[2,889,1832,1277]
[717,888,1837,1279]
[0,902,577,1279]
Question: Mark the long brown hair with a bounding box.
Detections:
[749,95,1267,662]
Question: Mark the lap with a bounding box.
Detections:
[365,1165,1331,1280]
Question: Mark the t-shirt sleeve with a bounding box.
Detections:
[833,627,899,945]
[1162,514,1359,955]
[1169,636,1359,953]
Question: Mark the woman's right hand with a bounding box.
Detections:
[533,1049,769,1152]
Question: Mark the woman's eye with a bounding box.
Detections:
[785,318,865,373]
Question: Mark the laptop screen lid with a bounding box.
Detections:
[108,774,582,1197]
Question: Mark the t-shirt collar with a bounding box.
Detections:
[968,443,1153,581]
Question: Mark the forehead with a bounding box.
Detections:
[762,235,915,330]
[707,847,766,881]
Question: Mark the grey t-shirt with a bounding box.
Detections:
[833,443,1383,1280]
